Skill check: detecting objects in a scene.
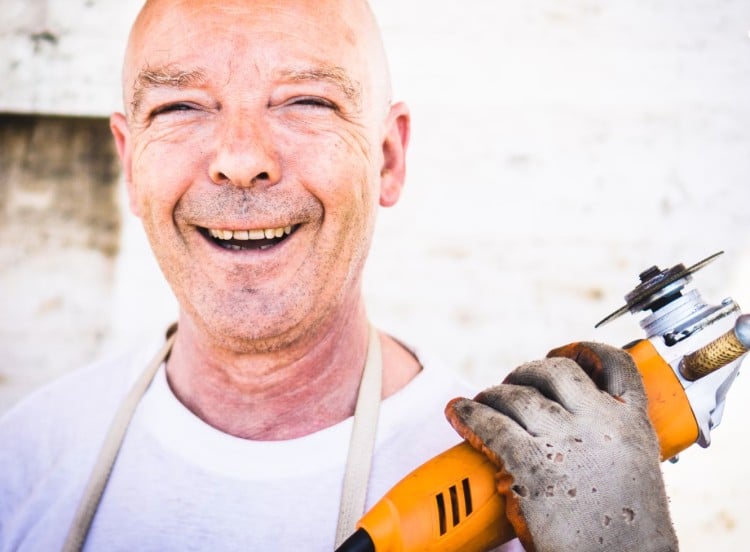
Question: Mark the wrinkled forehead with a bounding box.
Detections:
[122,0,387,109]
[132,0,361,47]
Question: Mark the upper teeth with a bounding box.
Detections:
[209,226,292,240]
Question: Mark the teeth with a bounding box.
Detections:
[208,226,293,241]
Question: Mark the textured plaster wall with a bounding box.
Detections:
[0,114,121,409]
[0,0,139,115]
[1,1,749,549]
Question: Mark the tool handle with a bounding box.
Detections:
[680,314,750,380]
[355,441,511,552]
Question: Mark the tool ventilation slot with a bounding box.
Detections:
[435,478,473,536]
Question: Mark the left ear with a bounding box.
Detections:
[378,102,410,207]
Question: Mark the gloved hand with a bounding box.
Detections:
[445,342,678,552]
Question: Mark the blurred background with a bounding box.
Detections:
[1,1,749,549]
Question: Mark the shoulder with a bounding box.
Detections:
[0,338,164,547]
[368,339,480,498]
[384,330,476,394]
[388,339,478,407]
[0,338,168,535]
[382,349,476,431]
[0,338,164,474]
[374,338,478,454]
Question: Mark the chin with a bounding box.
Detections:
[198,310,314,354]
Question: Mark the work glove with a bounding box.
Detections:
[445,342,678,552]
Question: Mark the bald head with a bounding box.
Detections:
[120,0,392,121]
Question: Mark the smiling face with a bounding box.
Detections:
[111,0,409,352]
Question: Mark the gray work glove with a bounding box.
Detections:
[445,342,678,552]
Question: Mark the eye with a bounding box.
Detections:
[290,96,336,110]
[150,102,196,118]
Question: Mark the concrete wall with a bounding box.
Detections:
[1,1,749,549]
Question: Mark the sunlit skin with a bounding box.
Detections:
[110,0,419,439]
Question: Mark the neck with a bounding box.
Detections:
[164,298,420,440]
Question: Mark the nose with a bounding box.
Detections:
[208,114,281,188]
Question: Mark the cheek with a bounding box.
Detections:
[280,127,379,283]
[290,126,377,207]
[130,132,209,219]
[317,148,379,268]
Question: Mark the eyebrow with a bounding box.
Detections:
[279,66,362,108]
[130,65,208,115]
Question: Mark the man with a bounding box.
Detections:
[0,1,677,551]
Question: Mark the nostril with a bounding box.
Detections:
[210,167,275,187]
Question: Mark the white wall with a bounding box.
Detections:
[2,1,750,549]
[0,0,139,115]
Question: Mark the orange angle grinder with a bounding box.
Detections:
[336,251,750,552]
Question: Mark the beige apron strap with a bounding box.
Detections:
[334,325,383,547]
[62,326,177,552]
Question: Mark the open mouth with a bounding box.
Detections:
[199,225,298,251]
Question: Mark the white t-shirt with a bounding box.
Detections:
[0,337,523,552]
